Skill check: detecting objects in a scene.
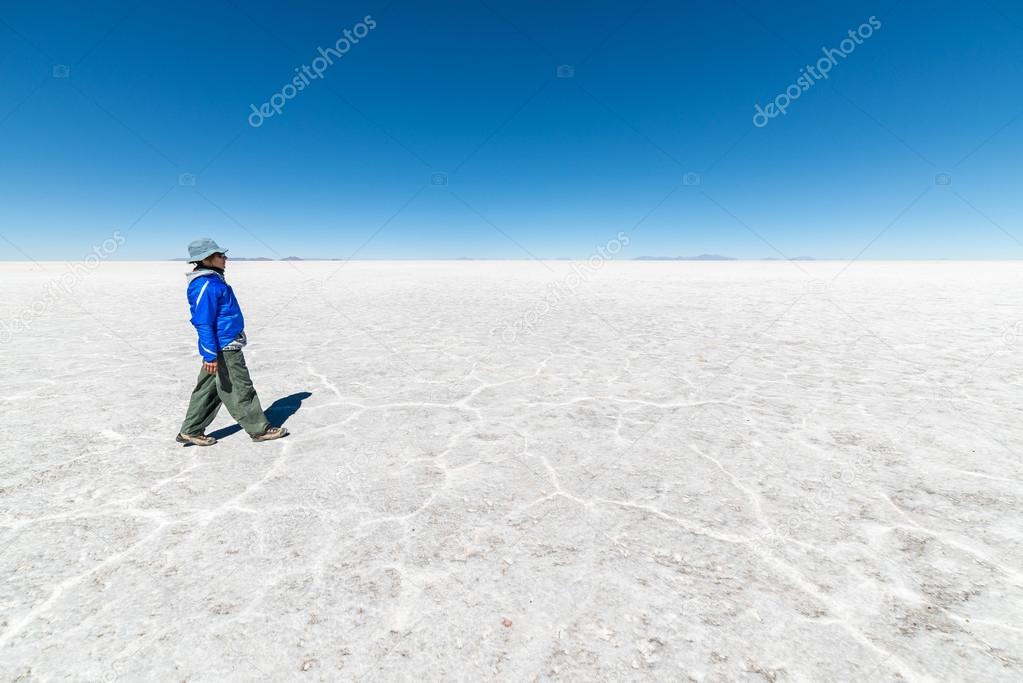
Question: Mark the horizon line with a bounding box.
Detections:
[3,257,1023,263]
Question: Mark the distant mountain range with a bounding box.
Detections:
[634,254,735,261]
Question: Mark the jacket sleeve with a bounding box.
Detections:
[191,279,221,361]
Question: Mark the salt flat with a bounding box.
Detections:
[1,260,1021,682]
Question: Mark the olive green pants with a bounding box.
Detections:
[180,350,270,437]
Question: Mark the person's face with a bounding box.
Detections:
[204,252,227,269]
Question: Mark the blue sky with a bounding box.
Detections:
[1,0,1021,259]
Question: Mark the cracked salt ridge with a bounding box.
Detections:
[514,446,931,680]
[0,445,296,645]
[1,258,1023,678]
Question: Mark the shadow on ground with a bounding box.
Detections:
[206,391,312,440]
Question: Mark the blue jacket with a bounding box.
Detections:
[186,269,244,361]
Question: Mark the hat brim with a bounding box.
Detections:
[189,247,228,262]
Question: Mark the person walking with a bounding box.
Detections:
[176,238,289,446]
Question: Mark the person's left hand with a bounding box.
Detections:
[203,359,218,375]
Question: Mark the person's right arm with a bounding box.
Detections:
[191,279,221,374]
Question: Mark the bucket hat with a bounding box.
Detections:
[187,238,227,262]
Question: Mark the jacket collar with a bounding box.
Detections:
[185,266,226,284]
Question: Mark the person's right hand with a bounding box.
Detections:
[203,360,218,375]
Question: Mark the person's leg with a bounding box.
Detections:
[180,365,222,435]
[216,350,271,436]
